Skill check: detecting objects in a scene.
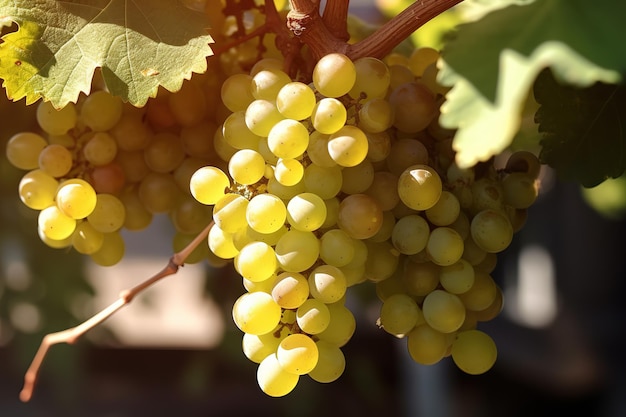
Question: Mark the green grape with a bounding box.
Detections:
[90,231,125,266]
[308,340,346,383]
[470,209,514,253]
[6,132,48,170]
[83,132,118,166]
[379,293,422,336]
[208,223,239,259]
[275,229,320,272]
[221,73,255,112]
[56,179,98,219]
[228,149,266,185]
[365,131,392,163]
[426,227,464,266]
[274,158,304,186]
[296,298,331,334]
[398,164,442,211]
[402,259,440,297]
[341,158,375,194]
[38,205,77,240]
[286,192,327,232]
[408,47,440,77]
[310,98,347,135]
[222,111,263,150]
[348,56,391,100]
[257,353,299,397]
[439,259,475,294]
[277,333,319,375]
[388,82,436,133]
[364,241,400,282]
[458,270,497,311]
[475,251,498,274]
[242,331,283,364]
[271,271,309,309]
[36,101,77,135]
[319,229,355,267]
[312,53,356,98]
[213,193,248,233]
[109,113,152,152]
[119,188,153,231]
[170,196,213,234]
[306,131,336,168]
[232,291,282,335]
[87,193,126,233]
[470,178,504,214]
[364,171,400,211]
[267,176,306,201]
[316,302,356,347]
[143,132,186,173]
[449,211,471,241]
[308,264,347,303]
[276,81,316,120]
[422,289,466,333]
[406,324,447,365]
[72,221,105,255]
[357,98,394,133]
[327,125,369,167]
[461,236,487,265]
[451,330,497,375]
[337,193,383,239]
[251,68,291,100]
[38,227,73,249]
[426,190,460,226]
[190,166,230,205]
[234,241,277,282]
[80,90,123,131]
[502,172,539,209]
[18,169,59,210]
[245,99,284,137]
[267,119,309,159]
[391,214,430,255]
[138,172,181,214]
[246,193,287,234]
[303,164,343,200]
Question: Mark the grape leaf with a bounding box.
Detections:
[437,0,625,169]
[535,70,626,188]
[0,0,214,108]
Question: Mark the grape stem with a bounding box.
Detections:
[19,221,215,403]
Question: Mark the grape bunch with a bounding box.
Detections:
[185,48,541,395]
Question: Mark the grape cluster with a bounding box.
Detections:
[185,48,541,395]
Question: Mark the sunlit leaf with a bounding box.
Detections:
[0,0,214,108]
[437,0,625,168]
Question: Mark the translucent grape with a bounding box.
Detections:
[72,221,105,255]
[439,259,475,294]
[267,119,309,159]
[316,302,356,347]
[36,101,77,135]
[337,194,383,239]
[310,98,347,135]
[397,164,442,211]
[228,149,266,185]
[56,179,98,219]
[242,331,283,364]
[110,113,152,151]
[246,193,287,234]
[257,353,299,397]
[422,290,466,333]
[276,82,316,120]
[451,330,497,375]
[190,166,230,205]
[245,99,284,137]
[232,292,282,335]
[363,241,400,282]
[18,169,59,210]
[171,196,213,234]
[388,82,436,133]
[87,194,126,233]
[296,298,331,334]
[80,90,123,131]
[222,111,263,150]
[348,56,391,100]
[364,171,400,211]
[470,209,514,253]
[274,158,304,186]
[391,214,430,255]
[275,229,320,272]
[234,241,277,282]
[286,192,327,232]
[357,98,394,133]
[168,81,207,126]
[319,229,355,267]
[308,340,345,383]
[277,333,319,375]
[426,190,460,226]
[327,125,369,167]
[308,264,347,304]
[213,193,248,233]
[458,271,497,311]
[221,73,255,112]
[138,172,180,214]
[406,324,447,365]
[208,224,239,259]
[143,132,185,173]
[341,158,375,194]
[312,53,356,98]
[303,164,342,200]
[426,227,464,266]
[83,132,118,166]
[271,271,309,309]
[89,231,125,266]
[306,132,336,168]
[379,293,422,336]
[408,47,440,77]
[403,259,440,297]
[6,132,48,170]
[119,188,152,231]
[502,172,539,209]
[38,205,77,240]
[251,68,291,100]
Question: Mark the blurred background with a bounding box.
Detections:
[2,1,626,416]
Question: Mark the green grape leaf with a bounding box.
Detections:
[0,0,214,108]
[437,0,625,169]
[535,70,626,188]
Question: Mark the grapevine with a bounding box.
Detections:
[0,0,622,407]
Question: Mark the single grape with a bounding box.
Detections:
[308,264,347,304]
[6,132,48,170]
[337,194,383,239]
[257,353,299,397]
[18,169,59,210]
[312,53,356,98]
[87,194,126,233]
[232,292,282,335]
[379,293,422,336]
[228,149,266,185]
[275,229,320,272]
[422,289,466,333]
[80,90,123,131]
[327,125,369,167]
[190,166,230,205]
[406,324,447,365]
[277,333,319,375]
[310,98,347,135]
[234,241,277,282]
[276,82,316,120]
[296,298,331,334]
[308,340,346,383]
[286,192,327,232]
[246,193,287,234]
[451,330,497,375]
[397,164,442,211]
[56,179,98,219]
[271,271,309,309]
[36,101,77,135]
[470,209,514,253]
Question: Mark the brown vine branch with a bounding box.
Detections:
[19,221,215,403]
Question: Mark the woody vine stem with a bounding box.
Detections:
[18,0,462,403]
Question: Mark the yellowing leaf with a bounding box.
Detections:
[0,0,214,108]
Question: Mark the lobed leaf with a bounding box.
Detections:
[437,0,625,169]
[0,0,214,108]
